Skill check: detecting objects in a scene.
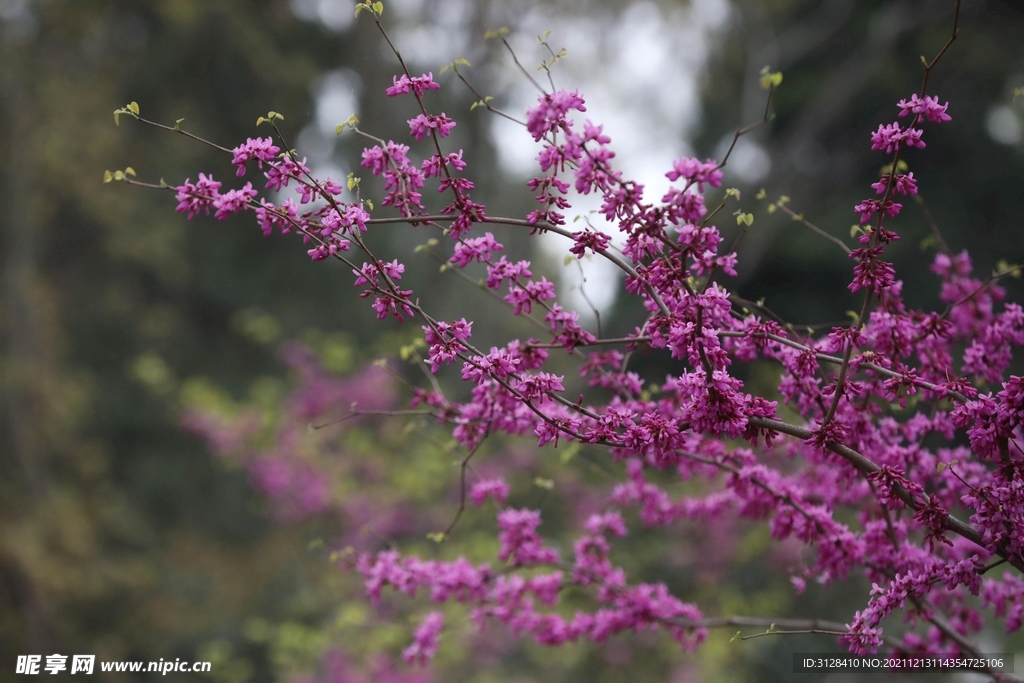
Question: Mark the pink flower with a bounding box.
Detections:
[231,137,280,176]
[897,93,951,124]
[470,478,510,506]
[665,157,722,192]
[386,72,441,98]
[402,612,443,666]
[213,182,257,220]
[407,113,456,141]
[175,173,222,219]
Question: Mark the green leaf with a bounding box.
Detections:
[414,238,439,253]
[759,66,783,89]
[373,1,383,15]
[426,532,447,543]
[128,101,139,115]
[755,188,767,200]
[534,477,555,490]
[563,255,576,266]
[725,187,741,200]
[172,118,184,131]
[103,170,113,183]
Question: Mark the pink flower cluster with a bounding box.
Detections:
[356,507,706,653]
[165,38,1024,676]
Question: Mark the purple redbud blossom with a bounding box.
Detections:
[386,72,441,98]
[897,93,951,123]
[470,478,510,506]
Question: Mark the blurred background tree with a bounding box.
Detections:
[1,0,1022,681]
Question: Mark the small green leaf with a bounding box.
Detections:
[172,118,185,131]
[103,170,113,183]
[563,255,576,266]
[725,187,741,200]
[759,67,783,89]
[937,462,947,472]
[373,1,383,15]
[534,477,555,490]
[730,631,742,643]
[128,101,139,115]
[791,213,803,222]
[426,532,447,543]
[364,199,373,211]
[336,123,344,135]
[124,167,136,177]
[258,111,284,127]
